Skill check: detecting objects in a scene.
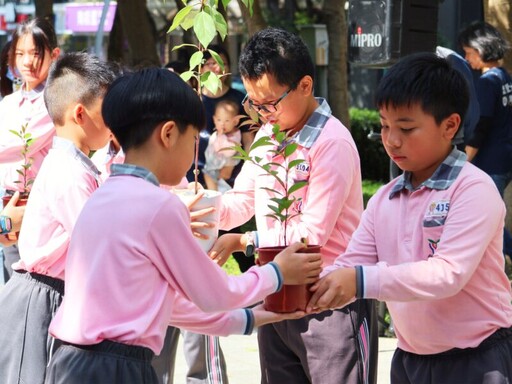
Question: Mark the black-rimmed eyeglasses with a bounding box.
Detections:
[242,89,291,114]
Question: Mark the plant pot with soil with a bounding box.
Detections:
[2,123,35,240]
[232,125,321,313]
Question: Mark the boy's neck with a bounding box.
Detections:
[55,126,91,156]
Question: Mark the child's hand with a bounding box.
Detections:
[184,190,216,240]
[273,243,322,285]
[0,235,17,246]
[2,191,25,232]
[251,303,308,327]
[208,234,244,267]
[306,268,357,313]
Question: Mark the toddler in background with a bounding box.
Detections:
[203,99,241,192]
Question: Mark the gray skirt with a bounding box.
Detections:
[0,270,64,384]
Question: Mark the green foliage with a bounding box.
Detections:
[230,125,307,246]
[169,0,244,95]
[349,108,390,182]
[362,180,383,208]
[9,123,35,194]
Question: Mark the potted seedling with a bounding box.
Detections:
[2,123,35,240]
[168,1,233,250]
[230,124,321,312]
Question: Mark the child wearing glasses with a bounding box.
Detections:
[210,27,378,384]
[203,99,242,192]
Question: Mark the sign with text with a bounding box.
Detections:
[65,3,117,33]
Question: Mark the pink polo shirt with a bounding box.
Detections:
[49,168,281,354]
[330,158,512,354]
[14,137,100,280]
[220,99,363,267]
[0,85,55,191]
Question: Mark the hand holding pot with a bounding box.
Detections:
[187,191,216,240]
[208,233,243,266]
[2,191,25,233]
[273,242,322,285]
[306,267,357,313]
[251,303,308,327]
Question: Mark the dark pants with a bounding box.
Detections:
[391,327,512,384]
[258,299,378,384]
[0,270,64,384]
[3,244,20,281]
[45,340,156,384]
[152,328,229,384]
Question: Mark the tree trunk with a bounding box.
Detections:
[34,0,54,24]
[111,0,160,67]
[237,0,267,37]
[484,0,512,72]
[322,0,349,127]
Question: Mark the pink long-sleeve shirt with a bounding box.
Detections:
[220,98,363,266]
[0,85,55,191]
[49,165,282,354]
[330,149,512,354]
[14,137,101,280]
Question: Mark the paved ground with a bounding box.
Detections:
[173,333,398,384]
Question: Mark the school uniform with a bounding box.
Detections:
[0,137,101,384]
[46,164,284,383]
[220,98,378,384]
[330,148,512,383]
[0,83,55,279]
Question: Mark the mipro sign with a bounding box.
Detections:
[350,27,383,48]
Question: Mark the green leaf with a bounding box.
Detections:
[260,187,281,195]
[169,6,192,32]
[202,71,222,94]
[189,51,203,70]
[211,8,228,40]
[288,181,307,194]
[181,10,198,31]
[207,49,225,72]
[172,43,199,52]
[193,12,216,48]
[221,0,231,10]
[283,142,298,157]
[180,71,195,82]
[249,136,273,152]
[288,159,305,170]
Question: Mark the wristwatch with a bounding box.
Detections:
[245,231,255,258]
[0,215,12,235]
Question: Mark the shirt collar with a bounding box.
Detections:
[21,82,46,103]
[110,163,160,186]
[292,97,331,148]
[52,137,102,184]
[389,147,467,199]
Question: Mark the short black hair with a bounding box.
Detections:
[102,67,205,151]
[458,21,509,62]
[375,52,469,126]
[238,27,314,89]
[44,52,117,126]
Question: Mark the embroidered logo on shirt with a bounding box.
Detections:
[428,238,440,258]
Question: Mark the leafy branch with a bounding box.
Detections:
[9,123,35,195]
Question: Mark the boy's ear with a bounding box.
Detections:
[160,121,178,148]
[72,104,85,125]
[443,113,461,140]
[298,75,314,96]
[51,47,61,60]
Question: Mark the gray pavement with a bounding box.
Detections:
[173,333,397,384]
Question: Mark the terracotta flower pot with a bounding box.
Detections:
[2,192,29,241]
[257,244,321,313]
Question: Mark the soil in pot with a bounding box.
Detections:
[257,244,321,313]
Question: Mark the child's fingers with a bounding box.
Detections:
[5,191,20,208]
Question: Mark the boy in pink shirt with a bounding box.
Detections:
[45,68,322,384]
[308,53,512,384]
[0,52,116,384]
[211,28,378,384]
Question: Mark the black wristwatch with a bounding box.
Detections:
[245,231,255,258]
